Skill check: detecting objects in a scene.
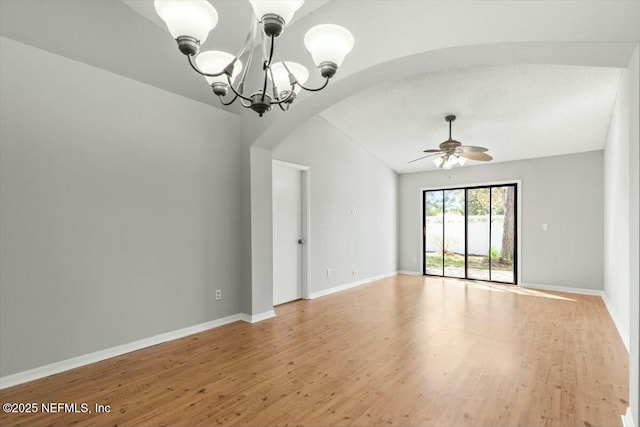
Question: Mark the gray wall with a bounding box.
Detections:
[604,66,631,347]
[605,44,639,426]
[249,146,274,315]
[399,151,604,290]
[629,44,639,427]
[0,37,243,376]
[273,117,398,294]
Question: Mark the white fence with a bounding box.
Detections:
[425,215,505,256]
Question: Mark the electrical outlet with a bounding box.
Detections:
[412,256,417,264]
[352,270,357,276]
[327,269,332,277]
[215,289,222,300]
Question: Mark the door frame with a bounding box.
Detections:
[272,159,311,300]
[420,179,522,285]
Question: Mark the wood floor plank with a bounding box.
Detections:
[0,275,628,427]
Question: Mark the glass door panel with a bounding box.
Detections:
[490,186,516,283]
[424,191,443,275]
[466,188,490,281]
[423,184,517,284]
[443,189,465,278]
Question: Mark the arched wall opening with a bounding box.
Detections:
[245,38,638,424]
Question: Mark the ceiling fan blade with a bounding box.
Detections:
[460,151,493,161]
[460,145,488,152]
[408,153,440,164]
[423,149,445,153]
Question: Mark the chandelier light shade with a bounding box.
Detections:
[154,0,218,44]
[304,24,355,70]
[195,51,243,86]
[271,62,309,95]
[154,0,355,117]
[248,0,304,25]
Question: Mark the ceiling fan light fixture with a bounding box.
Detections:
[443,155,458,169]
[408,114,492,169]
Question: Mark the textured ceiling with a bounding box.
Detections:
[319,64,622,173]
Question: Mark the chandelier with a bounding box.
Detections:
[154,0,355,117]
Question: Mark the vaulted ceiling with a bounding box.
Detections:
[320,64,621,173]
[1,0,638,173]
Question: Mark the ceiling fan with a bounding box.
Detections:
[409,115,493,169]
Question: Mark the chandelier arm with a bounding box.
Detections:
[185,19,254,81]
[239,50,252,85]
[273,44,286,64]
[226,74,253,102]
[278,103,291,112]
[275,48,300,86]
[273,45,295,79]
[187,54,229,78]
[235,26,258,96]
[218,94,238,106]
[271,86,296,105]
[297,77,331,92]
[233,16,257,61]
[229,29,258,101]
[261,34,276,102]
[268,64,280,101]
[273,45,303,89]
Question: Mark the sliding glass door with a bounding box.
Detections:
[423,184,517,284]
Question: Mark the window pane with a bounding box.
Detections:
[424,191,443,275]
[490,186,515,283]
[444,189,465,278]
[467,188,490,281]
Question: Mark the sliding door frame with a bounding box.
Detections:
[420,180,522,285]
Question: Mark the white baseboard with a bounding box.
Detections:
[310,272,397,299]
[622,407,635,427]
[398,270,422,276]
[602,293,630,352]
[0,313,244,390]
[520,282,604,296]
[239,310,276,323]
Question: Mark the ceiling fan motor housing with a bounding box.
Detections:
[439,139,462,151]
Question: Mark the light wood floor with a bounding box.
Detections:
[0,275,628,427]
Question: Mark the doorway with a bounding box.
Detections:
[272,160,309,305]
[423,184,518,284]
